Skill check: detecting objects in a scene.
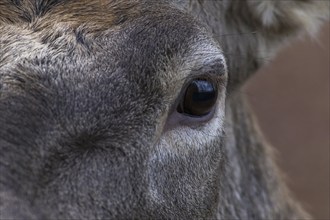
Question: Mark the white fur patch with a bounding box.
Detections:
[255,2,279,27]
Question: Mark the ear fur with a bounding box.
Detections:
[247,1,329,36]
[188,0,329,91]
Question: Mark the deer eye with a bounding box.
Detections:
[177,79,217,117]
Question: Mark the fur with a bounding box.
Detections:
[0,0,328,219]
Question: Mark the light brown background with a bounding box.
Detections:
[244,23,329,219]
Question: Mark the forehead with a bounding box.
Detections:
[0,0,224,98]
[0,0,202,41]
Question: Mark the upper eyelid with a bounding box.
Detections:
[189,58,227,78]
[183,59,227,87]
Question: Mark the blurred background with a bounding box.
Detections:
[244,23,329,219]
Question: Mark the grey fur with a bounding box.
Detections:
[0,0,328,219]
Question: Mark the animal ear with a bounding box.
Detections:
[188,0,329,91]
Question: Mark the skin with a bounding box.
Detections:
[0,0,328,219]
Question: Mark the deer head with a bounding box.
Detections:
[0,0,328,219]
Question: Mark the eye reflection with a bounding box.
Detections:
[177,79,217,117]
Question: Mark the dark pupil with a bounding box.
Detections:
[178,80,217,116]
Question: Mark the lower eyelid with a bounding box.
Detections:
[163,103,217,133]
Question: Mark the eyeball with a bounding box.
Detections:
[177,79,217,117]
